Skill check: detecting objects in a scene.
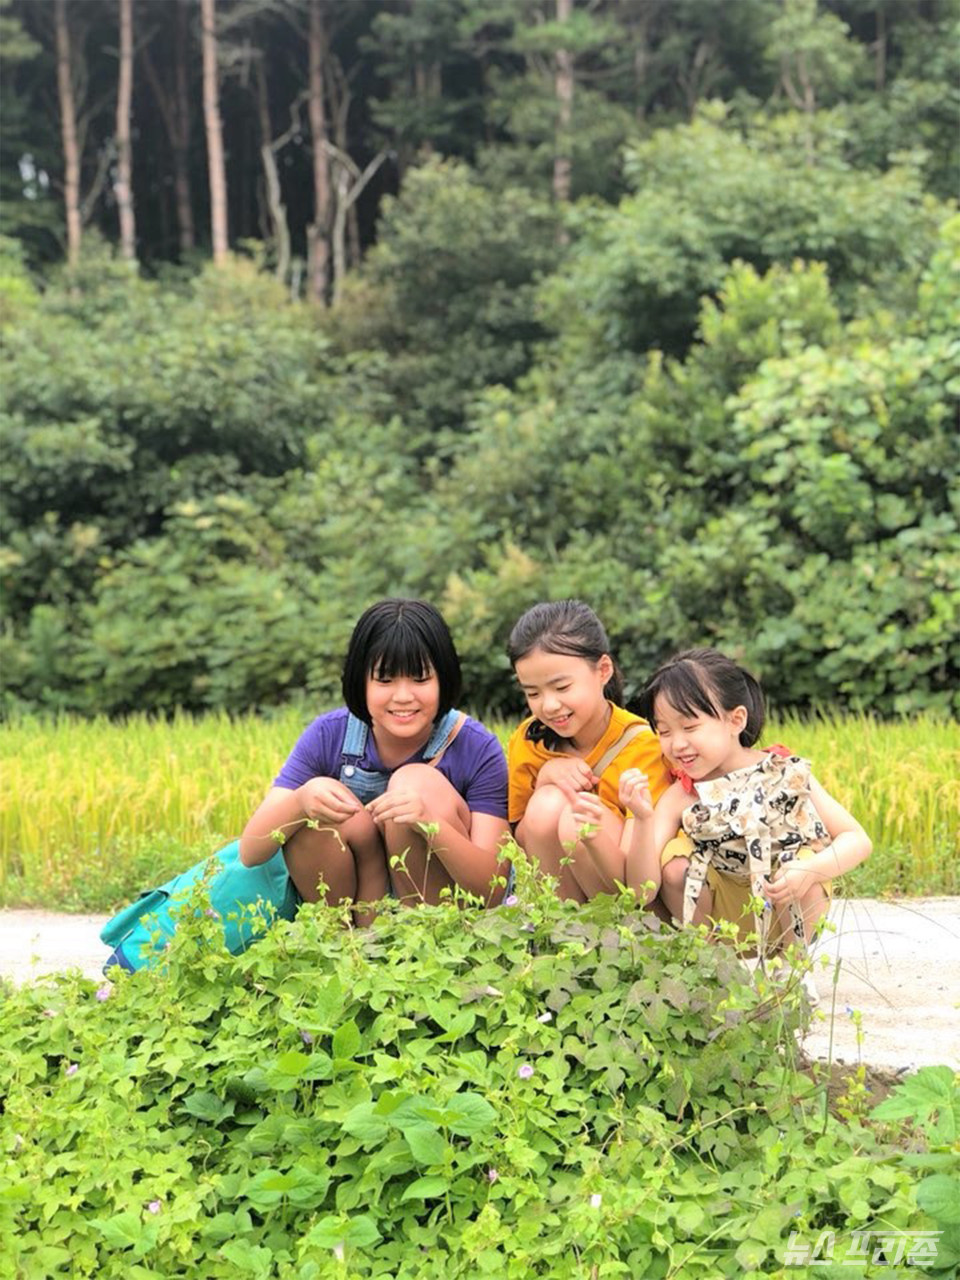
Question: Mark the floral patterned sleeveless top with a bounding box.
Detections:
[680,752,829,953]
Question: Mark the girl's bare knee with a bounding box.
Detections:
[662,857,688,890]
[389,763,470,829]
[520,785,568,839]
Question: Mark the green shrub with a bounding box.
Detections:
[0,865,932,1277]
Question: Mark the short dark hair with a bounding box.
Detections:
[341,599,462,724]
[637,648,765,748]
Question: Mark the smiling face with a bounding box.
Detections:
[652,693,751,782]
[365,667,441,759]
[514,647,613,753]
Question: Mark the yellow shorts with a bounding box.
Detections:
[660,841,832,946]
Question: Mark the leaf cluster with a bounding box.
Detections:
[0,862,937,1277]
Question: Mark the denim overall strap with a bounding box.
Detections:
[422,707,463,760]
[341,712,369,762]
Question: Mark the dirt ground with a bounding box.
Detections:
[1,897,958,1071]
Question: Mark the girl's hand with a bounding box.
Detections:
[366,787,430,830]
[536,757,599,802]
[569,791,606,842]
[296,777,363,825]
[619,769,653,820]
[767,861,821,905]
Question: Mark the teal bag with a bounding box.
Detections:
[100,839,300,974]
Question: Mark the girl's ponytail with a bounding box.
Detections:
[737,667,765,747]
[604,658,624,708]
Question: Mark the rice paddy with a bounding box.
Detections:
[1,709,957,911]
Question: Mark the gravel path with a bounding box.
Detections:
[2,898,958,1072]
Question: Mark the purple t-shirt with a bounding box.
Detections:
[273,707,508,819]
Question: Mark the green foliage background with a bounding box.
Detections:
[1,0,959,720]
[3,194,957,718]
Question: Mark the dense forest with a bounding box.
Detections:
[1,0,958,718]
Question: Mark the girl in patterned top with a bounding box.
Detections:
[619,648,871,952]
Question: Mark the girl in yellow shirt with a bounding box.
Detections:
[506,600,671,902]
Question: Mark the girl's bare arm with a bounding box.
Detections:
[767,777,871,904]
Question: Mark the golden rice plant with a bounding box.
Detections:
[0,709,956,909]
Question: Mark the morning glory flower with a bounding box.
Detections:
[590,1193,602,1208]
[504,894,518,907]
[517,1063,534,1079]
[65,1063,78,1076]
[147,1200,161,1214]
[487,1168,499,1183]
[95,985,111,1002]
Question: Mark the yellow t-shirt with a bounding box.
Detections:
[507,702,671,825]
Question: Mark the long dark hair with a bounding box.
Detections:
[507,600,623,746]
[637,648,765,747]
[342,599,462,724]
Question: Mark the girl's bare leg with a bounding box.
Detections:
[556,801,625,899]
[516,785,585,902]
[657,857,689,923]
[773,884,829,946]
[381,764,472,906]
[283,808,387,924]
[690,884,715,927]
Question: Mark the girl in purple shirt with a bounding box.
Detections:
[239,599,510,920]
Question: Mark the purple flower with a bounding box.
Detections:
[300,1030,314,1046]
[95,984,111,1002]
[146,1200,161,1214]
[517,1063,534,1080]
[487,1168,499,1183]
[504,894,518,907]
[205,909,219,919]
[65,1063,78,1077]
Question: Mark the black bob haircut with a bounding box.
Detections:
[637,648,765,749]
[341,599,462,724]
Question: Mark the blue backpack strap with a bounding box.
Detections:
[423,707,464,760]
[341,712,369,762]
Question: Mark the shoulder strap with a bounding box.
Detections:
[591,722,648,778]
[341,707,464,768]
[341,713,369,760]
[424,708,466,765]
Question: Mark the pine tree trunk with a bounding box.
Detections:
[200,0,228,264]
[173,0,195,252]
[553,0,574,205]
[54,0,82,267]
[307,0,331,304]
[254,56,291,283]
[115,0,136,261]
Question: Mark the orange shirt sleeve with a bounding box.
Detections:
[595,721,671,818]
[507,721,544,826]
